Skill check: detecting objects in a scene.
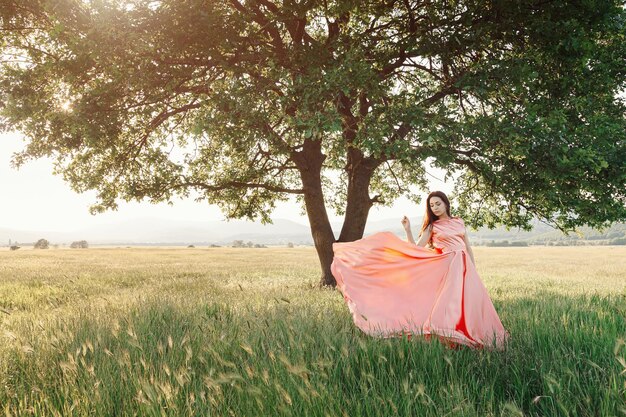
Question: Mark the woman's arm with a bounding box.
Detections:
[415,224,432,247]
[402,217,432,247]
[405,227,416,244]
[404,226,415,244]
[463,232,476,265]
[401,216,416,244]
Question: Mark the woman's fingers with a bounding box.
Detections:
[401,216,410,229]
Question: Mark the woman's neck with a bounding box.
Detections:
[437,213,451,220]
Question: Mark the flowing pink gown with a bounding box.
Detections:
[331,217,509,350]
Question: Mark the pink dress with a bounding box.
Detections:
[330,217,509,350]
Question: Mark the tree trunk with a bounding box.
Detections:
[292,139,337,288]
[337,145,383,242]
[338,162,377,242]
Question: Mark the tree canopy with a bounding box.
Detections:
[1,0,624,286]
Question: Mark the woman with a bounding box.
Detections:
[330,191,509,350]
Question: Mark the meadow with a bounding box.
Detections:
[0,245,625,416]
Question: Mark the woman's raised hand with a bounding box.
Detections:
[401,215,410,230]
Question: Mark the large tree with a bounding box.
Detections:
[1,0,625,286]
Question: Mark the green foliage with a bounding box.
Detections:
[0,0,624,233]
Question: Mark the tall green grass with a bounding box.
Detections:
[1,246,625,416]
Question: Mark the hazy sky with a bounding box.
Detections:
[0,132,454,231]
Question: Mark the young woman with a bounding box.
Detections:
[331,191,509,350]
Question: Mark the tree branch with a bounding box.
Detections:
[236,1,287,61]
[119,101,203,165]
[180,179,304,194]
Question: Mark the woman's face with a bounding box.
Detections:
[429,196,447,217]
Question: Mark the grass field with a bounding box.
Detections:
[1,246,625,416]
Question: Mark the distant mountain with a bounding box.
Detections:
[0,218,315,246]
[1,216,624,246]
[0,227,69,245]
[77,217,314,244]
[364,217,406,235]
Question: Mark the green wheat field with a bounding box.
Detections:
[1,246,625,416]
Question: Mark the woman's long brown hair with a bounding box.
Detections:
[418,191,452,246]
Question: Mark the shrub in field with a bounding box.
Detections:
[33,239,49,249]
